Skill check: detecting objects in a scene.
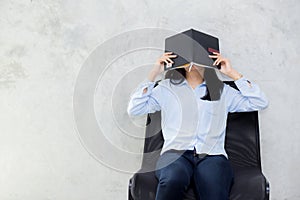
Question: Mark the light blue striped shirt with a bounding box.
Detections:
[127,76,268,157]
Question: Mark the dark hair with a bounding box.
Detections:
[165,67,224,101]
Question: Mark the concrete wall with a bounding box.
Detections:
[1,0,299,199]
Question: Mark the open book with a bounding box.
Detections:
[164,28,221,71]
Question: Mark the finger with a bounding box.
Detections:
[216,58,224,66]
[163,55,174,60]
[163,60,169,65]
[209,55,218,58]
[164,52,173,55]
[166,57,174,63]
[213,58,222,66]
[168,54,177,58]
[212,52,220,55]
[161,57,171,64]
[159,58,168,64]
[213,59,218,66]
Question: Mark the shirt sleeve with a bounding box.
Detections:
[226,76,269,113]
[127,79,162,116]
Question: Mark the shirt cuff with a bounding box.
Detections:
[234,76,252,90]
[135,79,156,97]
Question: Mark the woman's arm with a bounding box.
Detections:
[127,81,161,116]
[127,52,177,116]
[225,77,269,112]
[209,52,269,112]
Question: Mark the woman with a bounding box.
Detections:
[127,52,268,200]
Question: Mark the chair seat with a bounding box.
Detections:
[130,166,268,200]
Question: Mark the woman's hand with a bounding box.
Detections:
[208,52,242,81]
[148,52,177,81]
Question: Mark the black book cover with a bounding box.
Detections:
[164,28,220,71]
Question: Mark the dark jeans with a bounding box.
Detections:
[155,150,234,200]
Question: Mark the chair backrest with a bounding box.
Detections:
[140,81,262,170]
[141,111,164,171]
[225,111,262,169]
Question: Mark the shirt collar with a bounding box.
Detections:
[178,79,207,87]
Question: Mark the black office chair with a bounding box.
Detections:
[128,81,270,200]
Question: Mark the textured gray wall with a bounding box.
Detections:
[1,0,299,199]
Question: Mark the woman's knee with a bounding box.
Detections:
[156,162,192,189]
[157,172,190,189]
[156,153,193,187]
[194,155,234,195]
[196,155,233,178]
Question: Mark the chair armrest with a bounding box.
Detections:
[230,166,270,200]
[129,170,158,200]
